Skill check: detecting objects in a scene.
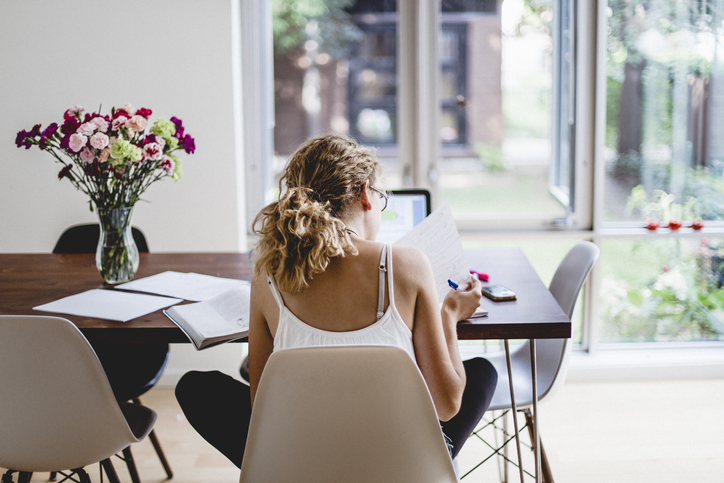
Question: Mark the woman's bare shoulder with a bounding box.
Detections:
[391,245,433,279]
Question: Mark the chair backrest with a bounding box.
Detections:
[536,241,600,400]
[53,223,149,254]
[0,316,146,472]
[239,346,459,483]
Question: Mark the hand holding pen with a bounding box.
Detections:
[444,275,483,321]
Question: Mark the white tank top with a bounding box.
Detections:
[268,244,416,361]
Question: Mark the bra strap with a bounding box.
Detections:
[385,243,395,306]
[266,275,286,309]
[377,245,387,320]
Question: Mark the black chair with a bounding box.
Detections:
[53,224,173,482]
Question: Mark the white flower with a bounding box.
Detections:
[68,133,87,153]
[90,132,109,150]
[143,142,163,161]
[91,117,109,133]
[79,147,94,163]
[77,122,96,136]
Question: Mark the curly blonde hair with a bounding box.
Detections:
[253,133,383,292]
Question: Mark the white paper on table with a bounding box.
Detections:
[33,289,183,322]
[116,271,250,301]
[394,201,470,302]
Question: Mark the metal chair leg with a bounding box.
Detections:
[524,409,554,483]
[133,397,173,479]
[49,471,58,481]
[17,472,31,483]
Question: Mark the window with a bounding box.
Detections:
[245,0,577,227]
[599,0,724,345]
[436,0,576,227]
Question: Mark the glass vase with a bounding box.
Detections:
[96,206,139,285]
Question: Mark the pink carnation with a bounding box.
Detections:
[91,117,109,132]
[79,147,94,163]
[143,142,163,161]
[111,115,128,131]
[99,147,111,163]
[160,156,175,175]
[68,133,87,153]
[119,103,136,115]
[90,132,109,150]
[63,105,84,119]
[125,115,147,132]
[77,122,96,136]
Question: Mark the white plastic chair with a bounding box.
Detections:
[470,241,599,482]
[240,345,459,483]
[0,316,157,483]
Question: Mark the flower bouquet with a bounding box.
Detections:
[16,103,195,284]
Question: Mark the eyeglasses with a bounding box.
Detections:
[370,186,389,211]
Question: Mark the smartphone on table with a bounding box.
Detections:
[481,284,517,301]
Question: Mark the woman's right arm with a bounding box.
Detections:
[248,272,276,407]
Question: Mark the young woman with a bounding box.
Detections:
[175,133,497,467]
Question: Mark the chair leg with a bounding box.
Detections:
[17,472,31,483]
[524,409,554,483]
[71,468,91,483]
[133,397,174,479]
[148,428,174,478]
[49,472,58,481]
[101,458,122,483]
[122,446,142,483]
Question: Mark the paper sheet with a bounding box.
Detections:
[116,271,250,301]
[33,289,182,322]
[394,201,470,302]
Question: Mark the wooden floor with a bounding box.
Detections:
[5,378,724,483]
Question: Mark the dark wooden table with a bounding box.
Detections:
[0,248,568,344]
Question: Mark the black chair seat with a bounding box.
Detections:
[53,224,149,254]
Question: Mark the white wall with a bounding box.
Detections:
[0,0,249,383]
[0,0,246,253]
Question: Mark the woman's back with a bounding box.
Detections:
[268,243,416,361]
[263,241,416,335]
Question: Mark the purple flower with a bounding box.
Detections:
[182,135,196,154]
[41,122,58,141]
[15,127,37,149]
[58,164,73,180]
[170,116,185,139]
[61,117,80,136]
[60,134,70,150]
[15,130,28,148]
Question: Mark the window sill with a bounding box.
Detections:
[567,346,724,382]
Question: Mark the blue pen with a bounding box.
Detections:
[448,279,459,290]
